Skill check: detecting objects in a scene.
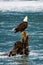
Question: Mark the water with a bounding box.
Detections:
[0,1,43,65]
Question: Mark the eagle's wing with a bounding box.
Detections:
[15,22,28,32]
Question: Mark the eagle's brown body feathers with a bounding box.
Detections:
[15,22,28,33]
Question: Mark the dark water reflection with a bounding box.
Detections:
[0,55,30,65]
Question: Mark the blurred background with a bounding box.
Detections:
[0,1,43,65]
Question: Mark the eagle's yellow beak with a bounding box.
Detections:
[23,16,28,22]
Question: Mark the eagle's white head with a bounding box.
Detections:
[23,16,28,22]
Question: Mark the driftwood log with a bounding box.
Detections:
[9,41,29,56]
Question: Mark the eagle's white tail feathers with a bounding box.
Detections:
[12,28,15,31]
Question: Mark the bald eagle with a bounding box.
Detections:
[12,16,28,33]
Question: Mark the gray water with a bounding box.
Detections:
[0,11,43,65]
